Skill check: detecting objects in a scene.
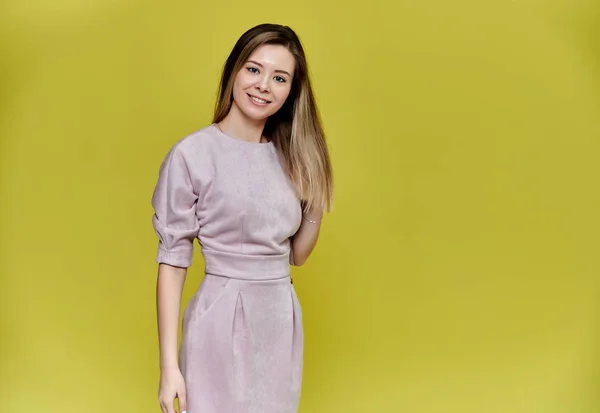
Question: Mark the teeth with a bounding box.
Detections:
[250,95,268,104]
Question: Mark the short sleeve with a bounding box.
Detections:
[151,143,200,268]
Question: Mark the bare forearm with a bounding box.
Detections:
[156,263,187,369]
[291,206,324,266]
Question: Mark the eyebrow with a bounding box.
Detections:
[247,60,292,77]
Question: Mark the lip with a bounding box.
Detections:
[247,93,271,106]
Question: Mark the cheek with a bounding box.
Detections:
[233,72,252,91]
[274,85,292,103]
[232,80,252,103]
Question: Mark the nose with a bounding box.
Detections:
[256,75,270,92]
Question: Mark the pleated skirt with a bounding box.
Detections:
[179,273,303,413]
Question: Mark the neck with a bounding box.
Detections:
[218,104,267,143]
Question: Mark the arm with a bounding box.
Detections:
[152,143,198,413]
[156,263,188,413]
[290,205,324,266]
[153,144,198,362]
[156,263,187,369]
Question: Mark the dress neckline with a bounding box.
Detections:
[212,123,273,147]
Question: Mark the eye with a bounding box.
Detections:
[247,66,259,74]
[274,76,286,83]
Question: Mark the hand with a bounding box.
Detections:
[158,366,187,413]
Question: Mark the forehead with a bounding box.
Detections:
[247,44,295,74]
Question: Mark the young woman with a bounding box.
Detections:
[151,23,333,413]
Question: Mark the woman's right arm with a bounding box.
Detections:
[152,142,200,413]
[157,263,186,370]
[157,263,188,413]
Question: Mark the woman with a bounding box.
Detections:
[152,23,334,413]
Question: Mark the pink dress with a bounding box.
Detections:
[151,124,304,413]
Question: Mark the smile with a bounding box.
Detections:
[247,94,271,105]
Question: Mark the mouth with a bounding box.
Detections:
[247,94,271,105]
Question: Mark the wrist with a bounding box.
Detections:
[300,202,323,223]
[160,360,180,371]
[302,212,322,224]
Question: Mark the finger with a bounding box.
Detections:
[167,398,177,413]
[160,398,176,413]
[178,391,187,413]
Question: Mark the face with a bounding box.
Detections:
[231,44,296,121]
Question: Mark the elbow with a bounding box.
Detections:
[292,258,306,267]
[291,253,308,267]
[289,242,312,267]
[290,246,314,267]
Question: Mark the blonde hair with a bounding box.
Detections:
[213,23,334,213]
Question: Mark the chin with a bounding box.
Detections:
[242,111,270,121]
[240,105,276,121]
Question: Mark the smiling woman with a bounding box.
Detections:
[218,44,296,141]
[152,23,334,413]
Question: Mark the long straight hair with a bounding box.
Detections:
[213,23,334,213]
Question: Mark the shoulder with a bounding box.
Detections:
[156,124,218,178]
[160,125,218,188]
[169,124,219,158]
[158,124,221,175]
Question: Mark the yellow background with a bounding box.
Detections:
[1,0,599,412]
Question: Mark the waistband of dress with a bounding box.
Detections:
[202,249,290,280]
